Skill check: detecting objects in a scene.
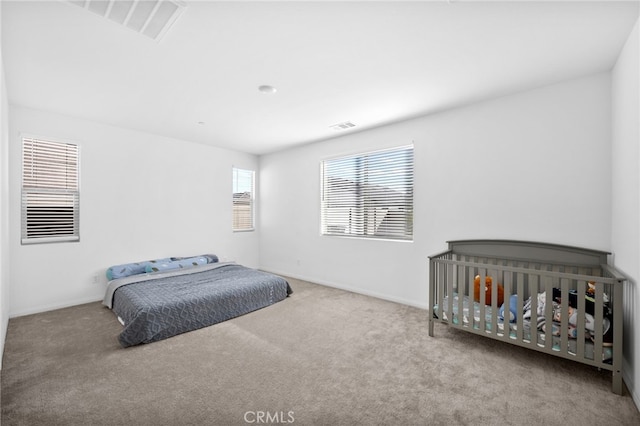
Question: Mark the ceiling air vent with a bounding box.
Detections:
[329,121,356,131]
[67,0,186,41]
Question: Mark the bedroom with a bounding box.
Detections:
[0,0,639,424]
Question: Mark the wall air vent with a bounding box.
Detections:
[67,0,186,41]
[329,121,356,131]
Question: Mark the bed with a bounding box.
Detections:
[103,261,292,347]
[428,240,626,394]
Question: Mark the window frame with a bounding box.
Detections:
[320,144,414,242]
[21,135,80,245]
[232,167,255,232]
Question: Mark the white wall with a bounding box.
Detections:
[0,4,9,368]
[612,17,640,408]
[259,73,613,309]
[7,106,260,316]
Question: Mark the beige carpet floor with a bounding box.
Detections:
[1,277,639,425]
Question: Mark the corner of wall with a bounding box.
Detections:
[0,1,9,371]
[611,15,640,411]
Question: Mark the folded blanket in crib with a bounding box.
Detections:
[522,292,610,339]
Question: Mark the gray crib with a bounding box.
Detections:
[428,240,626,395]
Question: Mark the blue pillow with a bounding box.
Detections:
[144,255,213,273]
[172,254,218,264]
[106,258,172,280]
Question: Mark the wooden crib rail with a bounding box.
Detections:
[445,239,610,266]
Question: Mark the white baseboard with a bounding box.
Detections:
[9,296,103,318]
[263,268,428,310]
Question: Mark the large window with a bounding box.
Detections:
[21,136,80,244]
[232,167,255,231]
[321,145,414,241]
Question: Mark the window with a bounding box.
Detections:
[232,167,254,231]
[321,145,414,241]
[21,137,80,244]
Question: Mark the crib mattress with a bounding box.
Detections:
[432,294,612,362]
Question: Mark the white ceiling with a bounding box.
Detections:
[2,0,639,155]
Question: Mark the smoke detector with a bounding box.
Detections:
[68,0,186,41]
[329,121,356,131]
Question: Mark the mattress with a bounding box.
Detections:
[103,262,292,347]
[432,294,612,362]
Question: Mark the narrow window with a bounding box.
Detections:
[232,167,255,231]
[22,137,80,244]
[321,145,414,241]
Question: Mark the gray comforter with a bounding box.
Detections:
[103,262,292,347]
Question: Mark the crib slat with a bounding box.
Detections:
[478,268,486,333]
[466,260,473,329]
[451,258,458,295]
[490,268,499,337]
[500,269,510,341]
[439,260,446,322]
[460,260,467,327]
[544,276,554,351]
[515,272,523,342]
[530,273,539,347]
[435,260,443,326]
[446,262,454,327]
[451,262,457,325]
[559,278,569,355]
[458,266,469,327]
[575,280,586,360]
[502,265,511,341]
[594,281,604,364]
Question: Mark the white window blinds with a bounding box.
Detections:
[321,145,414,241]
[233,167,255,231]
[22,137,80,244]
